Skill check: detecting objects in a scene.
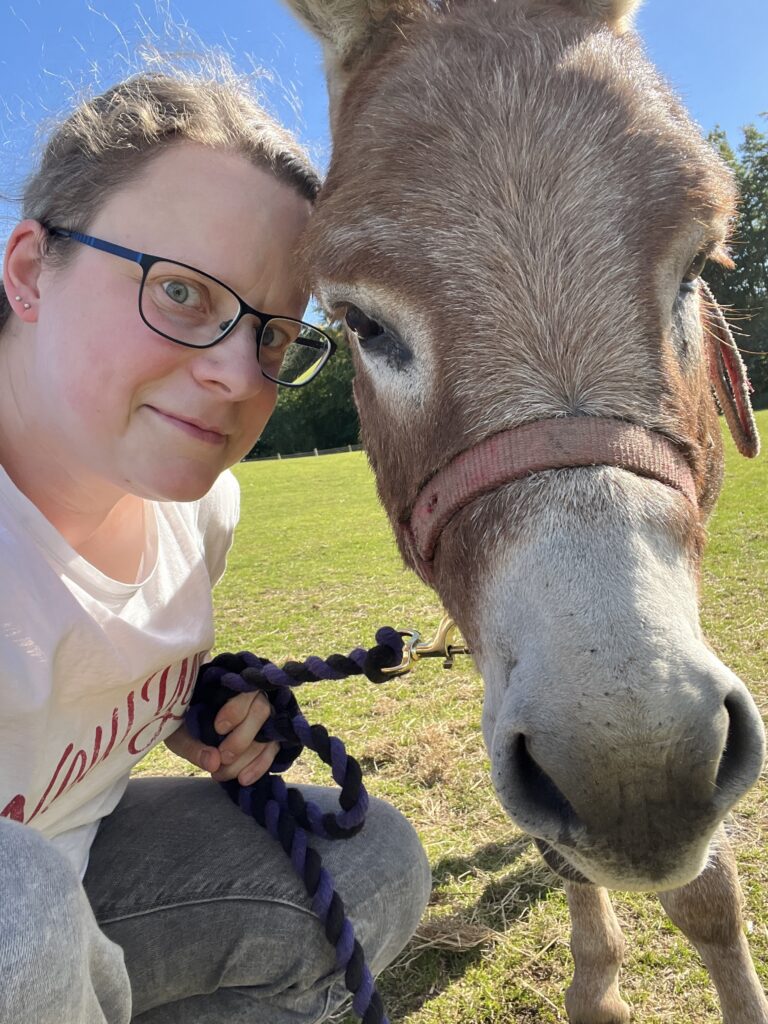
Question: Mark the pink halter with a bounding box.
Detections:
[399,416,697,582]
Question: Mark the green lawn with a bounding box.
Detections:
[136,410,767,1023]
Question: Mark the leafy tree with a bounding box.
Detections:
[248,323,359,458]
[706,120,768,404]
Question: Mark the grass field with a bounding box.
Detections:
[136,410,767,1023]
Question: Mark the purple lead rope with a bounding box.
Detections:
[185,627,406,1024]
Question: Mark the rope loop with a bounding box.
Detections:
[185,628,406,1024]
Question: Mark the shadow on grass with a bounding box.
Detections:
[431,836,532,886]
[362,835,556,1022]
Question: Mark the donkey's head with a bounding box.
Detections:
[285,0,764,891]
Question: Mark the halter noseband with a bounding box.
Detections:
[399,416,697,582]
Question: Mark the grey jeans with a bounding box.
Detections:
[0,777,431,1023]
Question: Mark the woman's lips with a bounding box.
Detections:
[148,406,228,446]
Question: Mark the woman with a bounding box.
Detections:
[0,66,430,1023]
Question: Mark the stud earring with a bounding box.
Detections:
[23,302,31,310]
[14,296,22,302]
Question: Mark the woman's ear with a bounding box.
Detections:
[2,220,47,324]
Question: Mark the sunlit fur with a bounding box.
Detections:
[562,0,643,32]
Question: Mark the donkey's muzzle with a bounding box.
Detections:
[491,675,765,891]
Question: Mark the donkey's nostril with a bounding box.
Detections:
[714,692,766,801]
[512,733,578,827]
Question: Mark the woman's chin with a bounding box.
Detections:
[128,465,225,504]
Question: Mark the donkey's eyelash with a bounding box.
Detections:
[709,243,735,270]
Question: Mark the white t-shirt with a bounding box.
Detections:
[0,466,240,877]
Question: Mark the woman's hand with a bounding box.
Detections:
[165,690,279,786]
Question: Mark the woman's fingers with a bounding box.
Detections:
[211,689,276,782]
[166,689,279,782]
[214,689,271,738]
[211,741,281,785]
[164,722,222,773]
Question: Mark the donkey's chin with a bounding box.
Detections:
[540,834,715,893]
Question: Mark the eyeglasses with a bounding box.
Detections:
[46,227,335,388]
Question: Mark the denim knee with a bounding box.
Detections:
[115,800,430,1024]
[350,795,432,974]
[0,819,131,1024]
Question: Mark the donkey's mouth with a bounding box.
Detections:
[541,831,716,893]
[534,839,592,884]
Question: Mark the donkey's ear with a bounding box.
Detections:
[282,1,427,123]
[282,1,421,67]
[559,0,643,32]
[700,281,760,459]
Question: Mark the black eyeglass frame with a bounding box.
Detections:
[46,226,336,388]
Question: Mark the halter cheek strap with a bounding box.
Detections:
[398,417,697,583]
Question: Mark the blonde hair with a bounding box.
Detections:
[1,66,321,329]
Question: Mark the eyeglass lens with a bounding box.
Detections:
[140,261,329,385]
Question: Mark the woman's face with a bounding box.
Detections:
[23,143,312,503]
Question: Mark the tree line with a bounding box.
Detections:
[249,322,358,458]
[706,119,768,405]
[250,119,768,458]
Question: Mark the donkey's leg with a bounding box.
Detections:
[564,881,631,1024]
[658,828,768,1024]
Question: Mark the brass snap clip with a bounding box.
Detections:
[381,615,471,677]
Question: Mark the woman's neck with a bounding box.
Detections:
[74,495,150,583]
[0,428,148,583]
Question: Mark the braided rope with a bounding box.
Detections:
[185,626,406,1024]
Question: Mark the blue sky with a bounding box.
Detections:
[1,0,766,233]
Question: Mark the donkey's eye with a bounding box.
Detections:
[681,252,708,290]
[340,302,413,369]
[344,305,385,344]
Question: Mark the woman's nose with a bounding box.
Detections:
[192,317,271,400]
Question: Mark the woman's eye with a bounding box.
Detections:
[682,252,709,287]
[162,279,202,307]
[344,305,385,343]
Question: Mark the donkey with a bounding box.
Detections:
[280,1,766,1020]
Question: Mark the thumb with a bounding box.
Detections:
[165,722,221,773]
